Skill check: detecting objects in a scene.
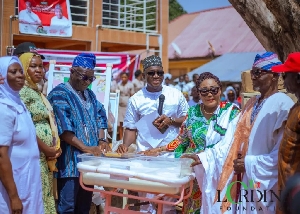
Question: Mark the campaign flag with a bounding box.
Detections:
[18,0,72,37]
[37,49,141,81]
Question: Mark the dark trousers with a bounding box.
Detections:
[57,177,93,214]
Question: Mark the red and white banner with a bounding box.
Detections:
[18,0,72,37]
[37,49,141,81]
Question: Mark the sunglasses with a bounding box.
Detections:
[146,70,164,77]
[72,68,96,82]
[198,86,220,96]
[250,68,270,78]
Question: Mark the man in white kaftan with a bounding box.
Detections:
[50,4,71,29]
[194,52,294,214]
[50,4,70,27]
[124,85,188,152]
[50,16,70,27]
[18,1,42,34]
[19,1,41,25]
[117,55,188,213]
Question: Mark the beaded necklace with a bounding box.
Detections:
[250,96,267,124]
[66,82,91,110]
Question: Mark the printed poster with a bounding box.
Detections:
[52,72,106,103]
[18,0,72,37]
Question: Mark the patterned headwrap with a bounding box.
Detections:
[72,53,96,70]
[253,52,282,70]
[142,55,163,71]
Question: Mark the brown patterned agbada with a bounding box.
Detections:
[277,102,300,214]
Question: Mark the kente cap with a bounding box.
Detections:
[272,52,300,73]
[142,55,163,71]
[253,51,282,71]
[72,53,96,70]
[14,42,45,59]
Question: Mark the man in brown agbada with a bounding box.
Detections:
[271,52,300,214]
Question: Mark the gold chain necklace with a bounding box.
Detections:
[201,104,215,115]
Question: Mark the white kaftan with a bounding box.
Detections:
[163,83,175,88]
[175,83,189,93]
[18,10,41,24]
[194,92,294,214]
[0,102,44,214]
[18,10,42,34]
[124,85,189,152]
[123,85,188,214]
[50,16,71,27]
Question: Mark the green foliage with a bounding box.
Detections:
[169,0,187,21]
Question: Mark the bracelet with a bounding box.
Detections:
[169,117,175,125]
[159,146,165,152]
[98,138,107,144]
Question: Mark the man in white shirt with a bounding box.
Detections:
[117,55,189,213]
[19,1,41,25]
[187,74,199,92]
[163,73,174,87]
[175,75,189,92]
[50,4,71,28]
[188,86,201,107]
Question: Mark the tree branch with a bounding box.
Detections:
[229,0,300,61]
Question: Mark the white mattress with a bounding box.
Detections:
[82,172,181,194]
[77,157,195,193]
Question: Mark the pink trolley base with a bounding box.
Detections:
[79,174,194,214]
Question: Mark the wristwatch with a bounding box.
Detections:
[169,117,176,125]
[98,138,107,144]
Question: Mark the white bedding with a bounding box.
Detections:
[82,172,181,195]
[77,157,195,193]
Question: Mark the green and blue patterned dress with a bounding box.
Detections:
[166,102,240,214]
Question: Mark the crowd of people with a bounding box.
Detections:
[112,65,242,141]
[0,42,111,214]
[115,52,300,214]
[0,41,300,214]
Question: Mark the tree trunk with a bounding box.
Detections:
[228,0,300,61]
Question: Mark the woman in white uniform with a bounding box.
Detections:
[117,72,134,139]
[132,69,145,93]
[0,56,44,214]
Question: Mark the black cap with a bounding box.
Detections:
[14,42,45,59]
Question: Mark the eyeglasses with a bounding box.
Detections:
[198,86,220,96]
[72,68,96,82]
[250,68,270,78]
[146,70,164,77]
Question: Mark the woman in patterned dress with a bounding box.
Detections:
[144,72,241,214]
[19,53,61,214]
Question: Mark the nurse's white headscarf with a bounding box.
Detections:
[0,56,26,113]
[223,86,237,101]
